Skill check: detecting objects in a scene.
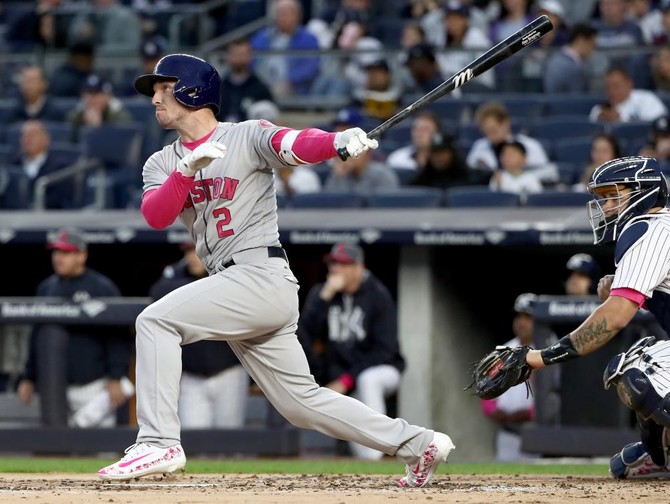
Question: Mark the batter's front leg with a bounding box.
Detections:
[228,333,434,462]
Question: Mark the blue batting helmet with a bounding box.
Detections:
[134,53,221,115]
[587,156,668,244]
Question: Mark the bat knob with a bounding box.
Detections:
[337,147,350,161]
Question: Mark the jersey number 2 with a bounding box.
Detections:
[213,207,234,238]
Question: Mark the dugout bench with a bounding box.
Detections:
[521,296,662,457]
[0,297,300,456]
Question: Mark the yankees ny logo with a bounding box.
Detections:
[328,296,366,343]
[453,68,474,89]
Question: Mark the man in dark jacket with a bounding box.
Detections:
[17,228,134,427]
[298,242,405,460]
[149,242,248,428]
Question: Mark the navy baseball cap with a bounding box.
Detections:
[514,293,537,315]
[407,43,436,62]
[444,1,469,16]
[141,37,166,60]
[653,115,670,136]
[566,253,601,280]
[82,74,113,94]
[324,242,364,264]
[332,107,363,128]
[48,228,87,252]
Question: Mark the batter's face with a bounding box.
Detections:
[51,249,87,278]
[151,80,188,129]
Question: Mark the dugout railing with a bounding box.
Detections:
[0,297,300,456]
[521,296,661,457]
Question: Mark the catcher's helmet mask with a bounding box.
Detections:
[134,53,222,115]
[587,156,669,244]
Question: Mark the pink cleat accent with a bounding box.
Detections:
[98,443,186,481]
[398,432,455,488]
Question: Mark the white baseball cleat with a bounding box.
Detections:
[98,442,186,481]
[398,432,455,487]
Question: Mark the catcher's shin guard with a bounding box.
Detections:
[609,441,670,479]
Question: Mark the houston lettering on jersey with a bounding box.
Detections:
[183,177,239,209]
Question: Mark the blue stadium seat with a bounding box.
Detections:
[0,144,14,165]
[543,95,602,117]
[499,95,546,121]
[290,191,366,209]
[530,117,605,142]
[525,191,593,207]
[392,167,416,186]
[6,121,74,146]
[552,137,594,165]
[555,162,584,187]
[607,121,653,146]
[366,187,444,208]
[0,165,30,209]
[444,186,520,207]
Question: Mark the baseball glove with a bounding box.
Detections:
[466,345,533,400]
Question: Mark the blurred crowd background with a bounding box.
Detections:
[0,0,669,210]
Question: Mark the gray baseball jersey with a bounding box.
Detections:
[143,120,286,273]
[134,121,435,464]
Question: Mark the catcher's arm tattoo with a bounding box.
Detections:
[571,317,617,354]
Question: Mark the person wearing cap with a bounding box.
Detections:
[48,41,96,98]
[404,42,444,94]
[480,293,538,462]
[67,73,133,141]
[17,228,134,428]
[149,242,249,429]
[351,58,402,121]
[651,45,670,91]
[565,253,602,296]
[410,131,487,189]
[642,115,670,167]
[217,37,276,123]
[489,139,543,201]
[297,242,406,460]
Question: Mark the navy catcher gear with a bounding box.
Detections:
[587,156,669,244]
[134,53,221,114]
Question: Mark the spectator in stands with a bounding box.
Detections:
[543,23,598,94]
[577,133,622,190]
[627,0,666,45]
[307,0,373,50]
[68,0,142,55]
[655,0,670,45]
[437,2,494,92]
[274,161,322,198]
[489,140,543,200]
[6,66,65,124]
[588,66,668,123]
[149,241,249,429]
[480,293,537,462]
[17,228,134,428]
[565,253,602,296]
[4,0,69,51]
[67,74,134,142]
[402,0,445,47]
[404,42,444,95]
[386,111,443,171]
[119,36,168,96]
[250,0,321,98]
[325,147,399,192]
[489,0,535,91]
[298,242,405,460]
[651,46,670,91]
[593,0,645,49]
[217,37,276,123]
[535,0,569,47]
[640,115,670,168]
[410,132,487,190]
[48,41,96,98]
[9,120,78,209]
[401,20,426,50]
[351,58,402,121]
[466,101,553,183]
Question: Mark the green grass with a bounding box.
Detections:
[0,457,609,476]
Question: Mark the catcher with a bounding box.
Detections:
[470,156,670,479]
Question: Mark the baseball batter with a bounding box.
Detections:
[97,54,454,487]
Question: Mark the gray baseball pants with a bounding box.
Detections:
[134,253,434,463]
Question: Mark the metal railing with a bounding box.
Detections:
[33,158,107,211]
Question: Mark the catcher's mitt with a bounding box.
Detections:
[466,345,533,400]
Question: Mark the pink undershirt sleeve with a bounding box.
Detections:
[610,287,647,308]
[271,128,337,164]
[141,171,195,229]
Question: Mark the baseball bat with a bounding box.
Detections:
[337,15,554,161]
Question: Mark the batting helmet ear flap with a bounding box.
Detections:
[134,53,221,115]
